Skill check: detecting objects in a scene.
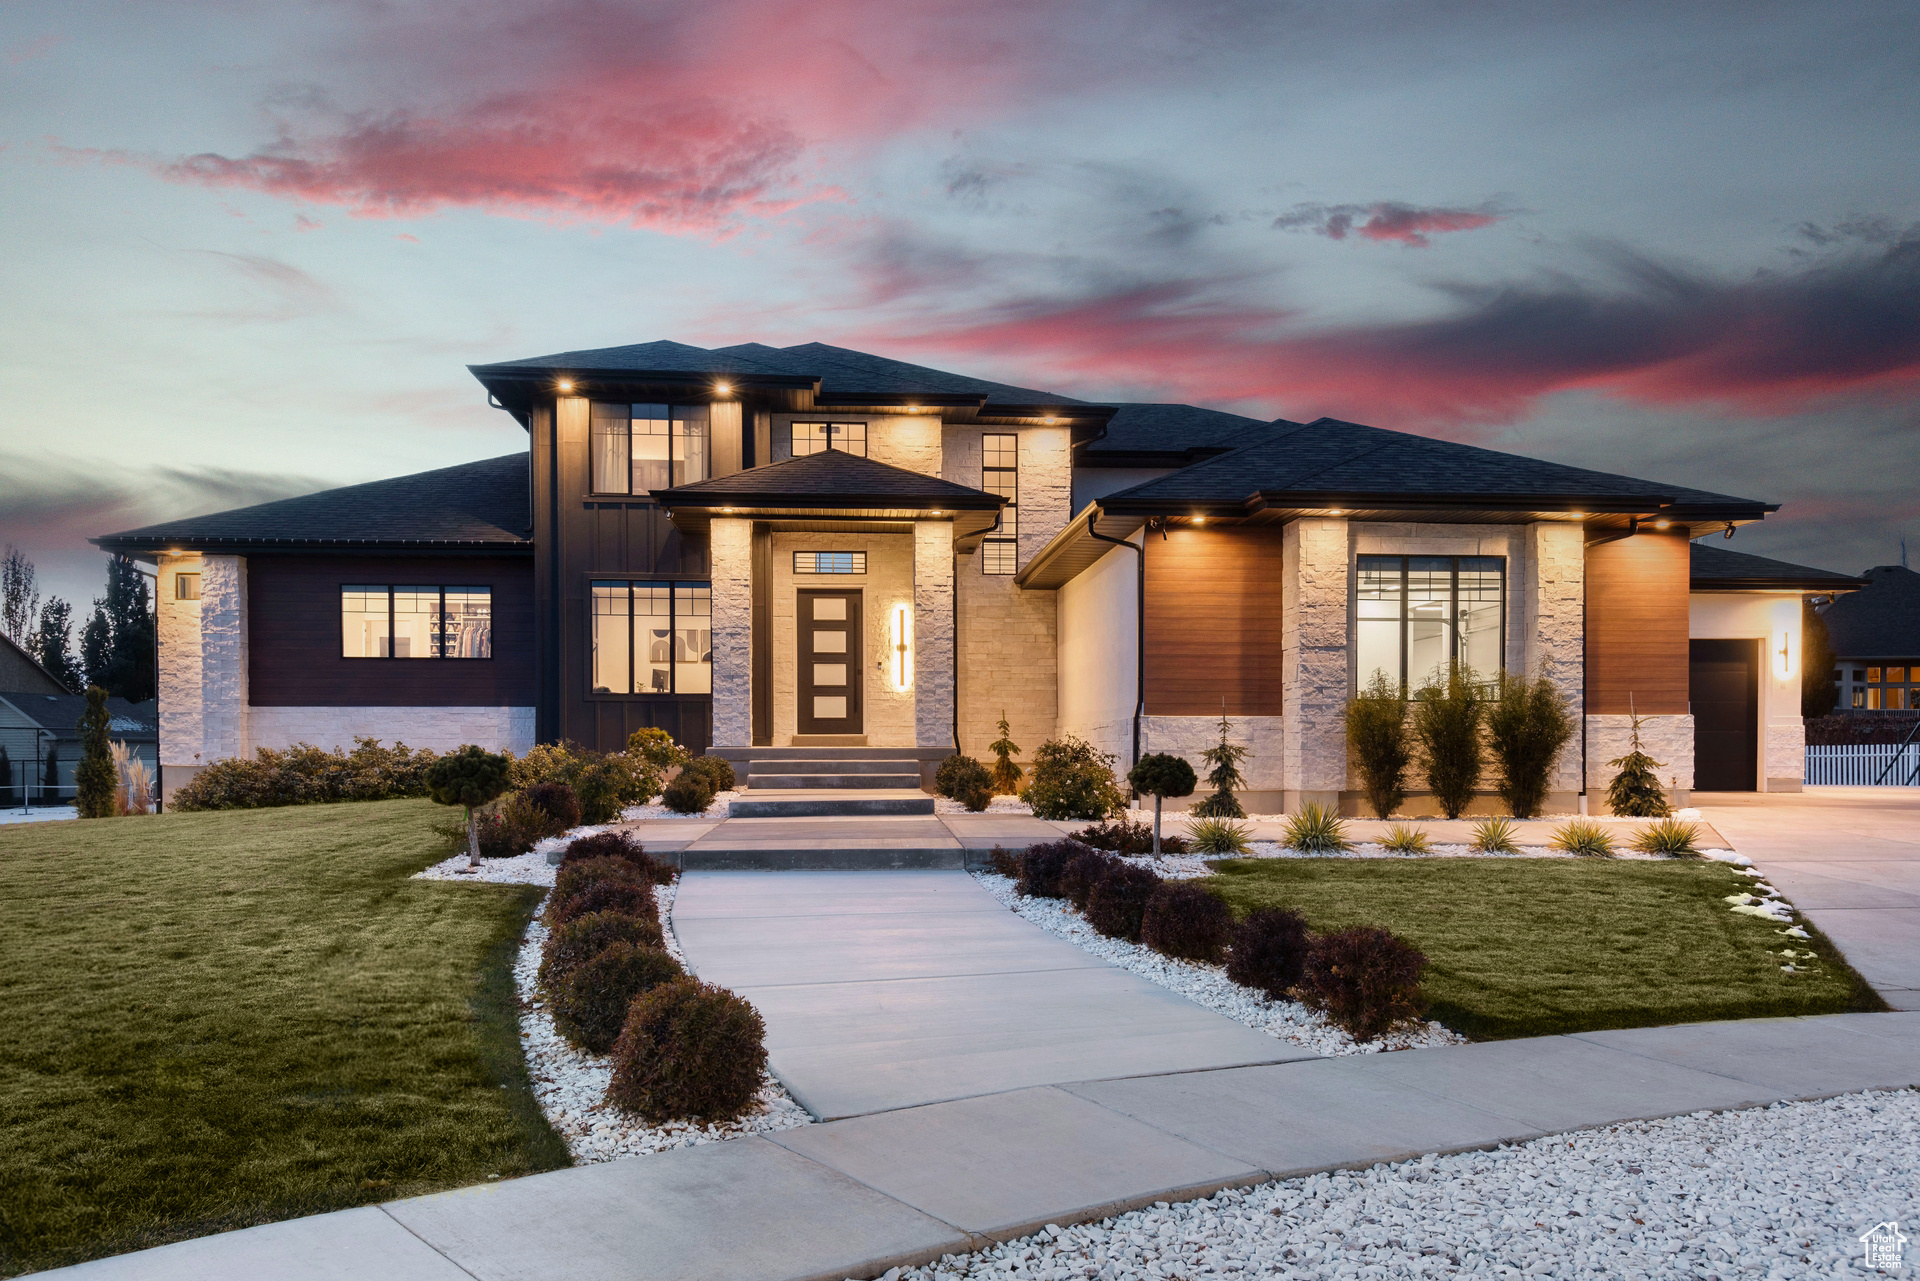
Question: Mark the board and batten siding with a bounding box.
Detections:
[246,555,536,707]
[1142,524,1286,717]
[1584,530,1691,715]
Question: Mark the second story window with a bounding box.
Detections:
[791,422,867,457]
[342,586,492,659]
[981,433,1018,575]
[591,581,712,695]
[591,402,709,495]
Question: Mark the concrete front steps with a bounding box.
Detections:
[712,746,946,818]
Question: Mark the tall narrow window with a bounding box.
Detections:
[1353,556,1504,691]
[341,587,491,659]
[981,433,1018,575]
[589,402,712,494]
[790,422,867,457]
[589,580,713,694]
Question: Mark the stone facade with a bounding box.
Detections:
[708,517,753,747]
[156,552,206,777]
[248,706,536,756]
[1523,521,1587,799]
[769,530,916,746]
[1586,713,1694,801]
[1142,713,1285,813]
[200,554,250,763]
[913,520,956,748]
[1282,517,1350,810]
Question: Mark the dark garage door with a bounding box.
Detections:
[1691,639,1758,792]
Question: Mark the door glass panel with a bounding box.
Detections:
[674,584,711,694]
[812,629,847,654]
[636,586,672,693]
[392,588,437,659]
[813,696,848,719]
[591,582,630,693]
[812,663,847,686]
[812,596,847,621]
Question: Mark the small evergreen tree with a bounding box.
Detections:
[1485,671,1575,819]
[427,745,514,866]
[74,686,117,819]
[988,711,1024,795]
[29,598,80,691]
[1190,705,1250,818]
[1412,665,1483,819]
[1801,601,1839,720]
[1606,705,1672,817]
[0,744,11,808]
[1345,670,1412,818]
[1127,752,1197,855]
[43,745,59,798]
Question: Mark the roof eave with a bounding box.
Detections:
[89,536,533,557]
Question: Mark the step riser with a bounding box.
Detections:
[747,761,921,776]
[671,848,964,870]
[749,775,924,790]
[712,747,951,762]
[726,797,937,818]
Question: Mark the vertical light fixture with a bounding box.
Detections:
[1774,626,1794,680]
[892,603,914,691]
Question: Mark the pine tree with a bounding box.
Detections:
[42,745,59,798]
[0,744,12,808]
[1191,704,1250,818]
[28,598,80,691]
[84,557,155,702]
[75,686,117,819]
[987,711,1023,795]
[1606,704,1672,818]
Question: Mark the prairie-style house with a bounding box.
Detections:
[97,340,1855,810]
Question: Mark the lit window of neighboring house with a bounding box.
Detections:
[1354,556,1505,691]
[341,586,492,658]
[590,581,712,695]
[1849,665,1917,710]
[981,434,1018,575]
[590,402,710,494]
[790,422,867,457]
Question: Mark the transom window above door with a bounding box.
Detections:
[590,402,710,495]
[790,422,867,457]
[1355,555,1504,691]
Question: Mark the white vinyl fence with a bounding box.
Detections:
[1805,743,1920,786]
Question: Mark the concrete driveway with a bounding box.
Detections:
[1695,787,1920,1010]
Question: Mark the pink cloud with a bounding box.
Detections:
[1276,201,1506,247]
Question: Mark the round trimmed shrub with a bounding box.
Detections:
[550,943,685,1053]
[1140,881,1232,963]
[538,910,666,992]
[1084,862,1162,942]
[561,829,678,884]
[1059,848,1120,910]
[683,755,737,793]
[661,770,715,815]
[1023,735,1127,821]
[1297,926,1428,1042]
[1224,907,1311,999]
[935,754,992,800]
[547,858,657,928]
[607,977,768,1123]
[522,781,582,833]
[1015,839,1088,899]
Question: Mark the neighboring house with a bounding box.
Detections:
[95,339,1848,809]
[0,691,156,804]
[1819,565,1920,712]
[0,632,70,696]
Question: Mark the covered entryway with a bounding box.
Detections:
[1691,638,1759,791]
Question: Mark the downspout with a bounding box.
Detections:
[1580,516,1642,814]
[1087,503,1145,771]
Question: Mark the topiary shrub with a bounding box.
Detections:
[661,770,715,815]
[560,829,678,883]
[1060,847,1121,910]
[607,977,768,1123]
[547,857,657,927]
[538,910,666,991]
[549,942,684,1053]
[1015,839,1087,898]
[522,781,583,834]
[1140,881,1232,962]
[1346,670,1411,818]
[1225,907,1311,999]
[683,755,736,793]
[1070,817,1188,856]
[1298,926,1428,1041]
[1412,666,1483,819]
[1486,671,1574,819]
[427,744,514,866]
[1084,862,1162,941]
[1023,736,1127,821]
[1128,752,1197,855]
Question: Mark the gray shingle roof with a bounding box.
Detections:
[1821,565,1920,659]
[1098,417,1774,516]
[94,454,531,552]
[1689,543,1866,591]
[0,692,155,737]
[655,449,1004,509]
[1081,404,1284,462]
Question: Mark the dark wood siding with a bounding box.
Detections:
[534,396,714,754]
[248,554,535,706]
[1584,530,1690,715]
[1142,525,1286,716]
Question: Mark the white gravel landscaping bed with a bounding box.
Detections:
[883,1087,1920,1281]
[621,789,742,820]
[936,795,1036,816]
[1237,839,1746,863]
[415,842,812,1162]
[972,871,1462,1057]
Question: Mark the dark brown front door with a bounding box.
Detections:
[798,590,863,735]
[1691,638,1759,792]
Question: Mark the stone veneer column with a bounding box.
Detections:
[156,553,205,780]
[913,519,956,748]
[709,518,753,748]
[1281,517,1349,811]
[1523,521,1586,803]
[198,555,250,762]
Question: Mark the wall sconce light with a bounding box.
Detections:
[1654,519,1673,529]
[891,604,914,692]
[556,379,574,393]
[1774,626,1794,681]
[1191,515,1207,525]
[715,381,732,396]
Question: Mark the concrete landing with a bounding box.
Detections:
[727,790,937,818]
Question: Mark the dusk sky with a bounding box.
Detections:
[3,0,1917,613]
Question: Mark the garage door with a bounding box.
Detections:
[1691,639,1758,792]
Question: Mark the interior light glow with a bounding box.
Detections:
[891,604,914,692]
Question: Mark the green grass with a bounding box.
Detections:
[0,800,570,1276]
[1208,857,1884,1042]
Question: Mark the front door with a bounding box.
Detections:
[1691,638,1759,791]
[798,590,863,735]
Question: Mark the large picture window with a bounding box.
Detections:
[790,422,867,457]
[591,581,712,695]
[341,586,491,659]
[591,402,709,494]
[1355,556,1503,691]
[981,433,1018,575]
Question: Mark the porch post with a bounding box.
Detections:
[710,517,753,748]
[913,519,956,749]
[1281,517,1349,812]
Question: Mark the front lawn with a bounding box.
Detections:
[1206,858,1883,1041]
[0,800,569,1277]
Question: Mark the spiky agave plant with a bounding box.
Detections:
[1187,817,1254,855]
[1550,818,1615,858]
[1378,822,1431,854]
[1631,818,1702,858]
[1283,802,1352,853]
[1470,816,1520,854]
